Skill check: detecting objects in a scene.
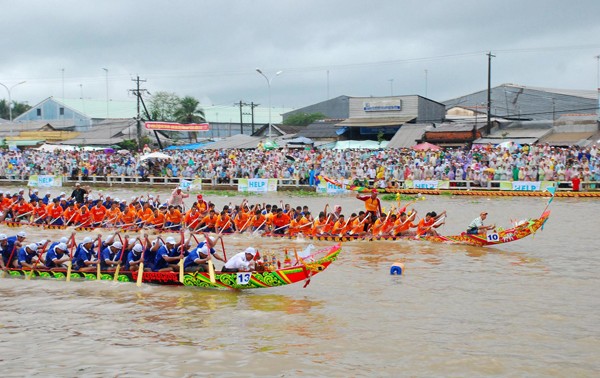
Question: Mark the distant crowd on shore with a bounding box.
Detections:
[0,142,598,186]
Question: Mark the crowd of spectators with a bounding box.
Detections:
[0,142,598,186]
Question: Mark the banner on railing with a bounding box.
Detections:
[238,178,278,192]
[27,175,63,188]
[499,181,555,191]
[316,180,349,194]
[145,121,209,131]
[405,180,450,189]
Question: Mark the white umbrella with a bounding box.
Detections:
[140,151,172,161]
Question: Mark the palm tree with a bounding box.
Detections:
[174,96,206,142]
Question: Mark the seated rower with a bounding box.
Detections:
[72,236,100,272]
[416,211,446,237]
[221,247,257,273]
[393,211,418,236]
[45,242,70,271]
[126,243,145,271]
[100,241,123,272]
[151,236,182,272]
[183,235,226,272]
[17,243,43,270]
[466,211,495,235]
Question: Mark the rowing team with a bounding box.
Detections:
[0,231,261,274]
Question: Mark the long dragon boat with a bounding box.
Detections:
[1,244,341,290]
[261,210,551,247]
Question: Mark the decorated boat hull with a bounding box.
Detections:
[2,244,341,290]
[262,211,550,247]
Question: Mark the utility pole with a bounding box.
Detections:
[238,100,244,134]
[250,102,259,134]
[129,76,148,148]
[486,52,495,135]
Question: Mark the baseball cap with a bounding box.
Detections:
[17,231,26,238]
[111,241,123,249]
[481,211,488,215]
[165,237,176,244]
[0,234,7,241]
[83,236,93,244]
[133,244,143,253]
[197,194,203,200]
[27,243,38,251]
[244,247,257,257]
[59,237,68,243]
[57,243,68,251]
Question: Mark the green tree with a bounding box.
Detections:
[282,112,327,126]
[0,99,31,120]
[174,96,206,142]
[148,91,180,121]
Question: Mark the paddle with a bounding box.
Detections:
[26,240,50,280]
[65,233,76,282]
[178,231,185,283]
[136,236,148,287]
[112,234,126,282]
[96,235,102,280]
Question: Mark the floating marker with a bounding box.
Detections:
[390,262,404,275]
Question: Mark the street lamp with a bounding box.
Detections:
[102,68,109,118]
[0,80,26,121]
[256,68,282,140]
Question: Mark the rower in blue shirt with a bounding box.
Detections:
[183,235,226,272]
[17,243,41,269]
[151,236,182,272]
[126,243,145,271]
[45,243,70,270]
[100,241,123,271]
[72,236,98,272]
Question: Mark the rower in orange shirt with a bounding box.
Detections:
[251,210,267,232]
[416,210,446,236]
[31,199,47,224]
[184,206,201,230]
[89,201,107,227]
[62,203,80,226]
[233,206,251,232]
[136,202,153,227]
[331,214,349,236]
[78,205,93,227]
[120,205,137,227]
[270,208,291,235]
[348,212,369,237]
[392,211,417,237]
[311,212,332,236]
[12,197,34,222]
[195,195,208,215]
[199,209,218,233]
[165,206,183,230]
[215,210,233,233]
[104,202,123,227]
[150,208,166,229]
[46,198,66,226]
[378,213,397,236]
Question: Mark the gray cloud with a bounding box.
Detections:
[1,0,599,111]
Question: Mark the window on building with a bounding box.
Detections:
[59,107,64,116]
[36,108,41,116]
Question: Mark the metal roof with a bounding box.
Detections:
[538,132,596,146]
[387,124,428,148]
[444,83,598,121]
[336,116,415,127]
[474,137,540,145]
[297,121,342,139]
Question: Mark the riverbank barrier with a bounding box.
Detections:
[0,175,598,196]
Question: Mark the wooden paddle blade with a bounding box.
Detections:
[66,261,72,282]
[178,259,184,284]
[208,260,216,284]
[25,268,32,280]
[96,262,101,280]
[136,262,144,287]
[113,264,121,282]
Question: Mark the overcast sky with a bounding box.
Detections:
[1,0,599,111]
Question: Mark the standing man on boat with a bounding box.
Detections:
[168,186,189,208]
[356,189,382,218]
[70,183,88,205]
[466,212,495,235]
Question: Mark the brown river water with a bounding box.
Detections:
[0,186,598,377]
